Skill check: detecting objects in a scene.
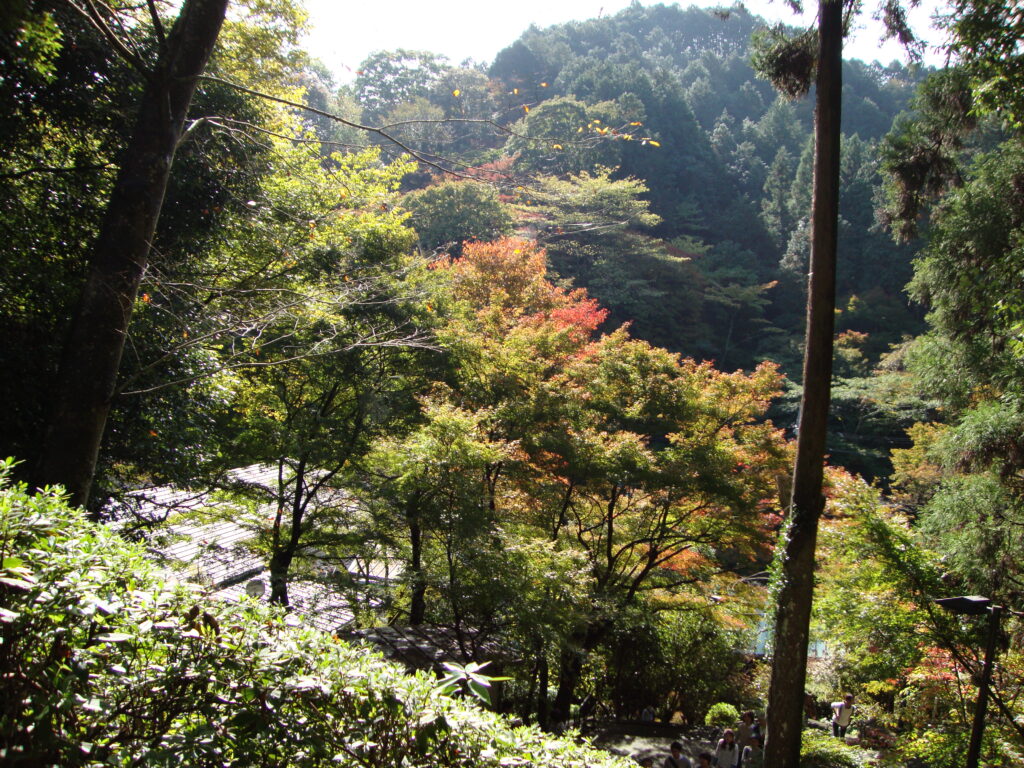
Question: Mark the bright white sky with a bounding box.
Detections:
[301,0,951,83]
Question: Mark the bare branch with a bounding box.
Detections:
[59,0,152,76]
[146,0,167,50]
[199,74,499,180]
[0,163,115,181]
[196,75,619,189]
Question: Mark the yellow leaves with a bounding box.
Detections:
[648,140,661,147]
[523,105,530,113]
[141,293,151,303]
[452,89,461,97]
[552,143,563,150]
[630,121,643,126]
[512,88,519,95]
[148,430,158,437]
[540,82,548,87]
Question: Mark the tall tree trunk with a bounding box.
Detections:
[536,645,550,730]
[551,640,585,726]
[269,550,293,606]
[269,460,309,606]
[550,622,608,725]
[408,498,426,625]
[38,0,230,508]
[764,2,842,767]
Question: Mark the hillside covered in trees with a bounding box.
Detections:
[2,1,1024,766]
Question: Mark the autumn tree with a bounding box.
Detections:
[362,238,789,726]
[533,334,789,723]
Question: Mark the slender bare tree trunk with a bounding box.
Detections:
[408,496,427,625]
[764,2,842,766]
[38,0,230,509]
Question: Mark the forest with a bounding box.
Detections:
[1,0,1023,766]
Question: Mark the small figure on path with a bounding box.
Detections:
[664,740,691,768]
[831,692,855,738]
[736,711,756,759]
[714,728,739,768]
[741,734,764,768]
[641,703,657,722]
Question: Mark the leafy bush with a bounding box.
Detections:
[800,729,875,768]
[704,702,740,726]
[0,460,632,767]
[596,606,747,722]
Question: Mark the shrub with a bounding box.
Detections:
[705,702,740,726]
[800,729,875,768]
[0,460,632,767]
[898,730,967,768]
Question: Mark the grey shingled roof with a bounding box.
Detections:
[110,464,398,634]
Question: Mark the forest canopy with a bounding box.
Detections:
[2,1,1023,766]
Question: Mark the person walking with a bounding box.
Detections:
[741,734,764,768]
[736,710,756,763]
[714,728,739,768]
[831,693,855,739]
[664,740,691,768]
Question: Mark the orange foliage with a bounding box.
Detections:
[439,155,516,185]
[531,299,608,343]
[436,237,607,341]
[662,548,713,574]
[908,646,958,685]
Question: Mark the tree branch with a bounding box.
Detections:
[60,0,152,77]
[0,163,114,180]
[146,0,167,51]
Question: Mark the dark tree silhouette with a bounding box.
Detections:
[39,0,230,508]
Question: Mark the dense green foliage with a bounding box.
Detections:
[6,0,1024,763]
[404,180,514,254]
[482,4,927,376]
[0,460,633,766]
[704,702,740,727]
[799,730,875,768]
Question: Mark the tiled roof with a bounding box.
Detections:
[110,464,398,635]
[345,624,517,673]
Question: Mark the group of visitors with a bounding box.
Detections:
[636,710,764,768]
[637,694,856,768]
